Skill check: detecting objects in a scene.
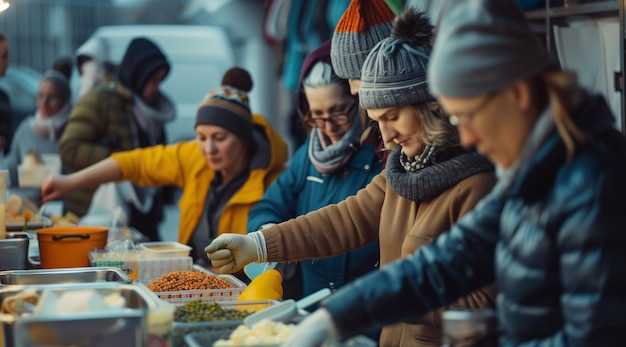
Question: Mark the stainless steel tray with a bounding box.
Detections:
[0,282,157,347]
[0,267,131,287]
[6,217,52,232]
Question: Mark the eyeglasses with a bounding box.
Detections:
[304,102,357,128]
[36,94,62,105]
[448,93,497,127]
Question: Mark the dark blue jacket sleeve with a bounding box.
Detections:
[247,144,308,232]
[323,189,503,340]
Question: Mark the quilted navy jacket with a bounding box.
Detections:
[324,94,626,346]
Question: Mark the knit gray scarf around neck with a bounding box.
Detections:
[386,146,494,202]
[29,102,71,142]
[308,115,362,174]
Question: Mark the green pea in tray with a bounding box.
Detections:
[170,299,275,347]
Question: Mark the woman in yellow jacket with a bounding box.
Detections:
[41,68,288,265]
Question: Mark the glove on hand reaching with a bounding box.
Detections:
[281,308,339,347]
[204,232,265,273]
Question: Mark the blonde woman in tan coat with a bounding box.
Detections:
[206,9,497,347]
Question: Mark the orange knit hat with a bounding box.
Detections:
[330,0,395,80]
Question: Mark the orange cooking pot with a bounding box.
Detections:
[36,227,108,269]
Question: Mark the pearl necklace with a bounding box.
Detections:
[400,144,436,172]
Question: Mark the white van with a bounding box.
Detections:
[84,24,235,143]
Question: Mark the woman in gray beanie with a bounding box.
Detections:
[0,62,72,187]
[246,41,382,304]
[274,0,626,346]
[206,8,496,347]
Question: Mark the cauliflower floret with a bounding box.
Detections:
[213,320,297,346]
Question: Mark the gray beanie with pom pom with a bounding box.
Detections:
[359,8,435,110]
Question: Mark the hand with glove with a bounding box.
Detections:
[281,308,339,347]
[204,232,266,273]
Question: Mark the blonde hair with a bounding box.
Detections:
[537,70,590,160]
[384,102,459,151]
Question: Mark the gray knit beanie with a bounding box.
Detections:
[41,70,71,104]
[360,8,435,110]
[428,0,553,98]
[330,0,395,80]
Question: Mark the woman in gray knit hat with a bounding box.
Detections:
[206,8,496,347]
[274,0,626,346]
[0,60,72,187]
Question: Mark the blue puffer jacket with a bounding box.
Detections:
[323,94,626,346]
[248,140,382,296]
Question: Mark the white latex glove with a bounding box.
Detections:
[204,232,264,273]
[281,308,339,347]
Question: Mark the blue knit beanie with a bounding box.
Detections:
[360,8,435,109]
[428,0,552,97]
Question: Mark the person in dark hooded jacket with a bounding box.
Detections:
[278,0,626,346]
[59,37,175,241]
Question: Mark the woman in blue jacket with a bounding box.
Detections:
[284,0,626,346]
[247,41,382,300]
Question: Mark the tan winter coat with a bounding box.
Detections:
[263,170,498,346]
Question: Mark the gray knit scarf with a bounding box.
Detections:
[308,115,362,174]
[29,102,71,142]
[386,146,494,202]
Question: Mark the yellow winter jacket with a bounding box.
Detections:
[111,114,288,245]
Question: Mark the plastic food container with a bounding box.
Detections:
[171,300,275,347]
[152,274,247,304]
[90,250,193,282]
[17,166,52,188]
[139,241,192,259]
[17,154,62,188]
[36,227,108,268]
[183,327,378,347]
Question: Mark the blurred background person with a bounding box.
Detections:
[59,37,175,241]
[74,36,116,98]
[0,58,72,187]
[206,9,497,346]
[247,41,382,302]
[0,33,11,154]
[43,67,289,268]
